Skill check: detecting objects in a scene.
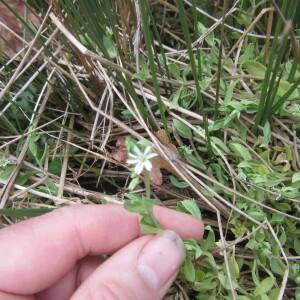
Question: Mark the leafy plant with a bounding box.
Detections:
[1,0,300,298]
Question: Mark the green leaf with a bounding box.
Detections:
[254,277,274,296]
[124,193,161,234]
[49,159,62,175]
[28,133,48,168]
[296,289,300,300]
[0,208,53,218]
[196,22,206,36]
[39,141,48,168]
[229,142,252,160]
[185,153,206,170]
[228,255,240,279]
[133,70,151,82]
[177,199,201,218]
[15,171,35,185]
[184,239,202,259]
[137,139,151,150]
[251,260,260,286]
[128,176,139,191]
[194,280,218,292]
[279,230,287,245]
[224,81,238,105]
[102,35,117,58]
[239,43,255,65]
[170,87,183,109]
[269,288,280,300]
[243,60,266,77]
[248,210,265,221]
[294,239,300,256]
[169,175,189,188]
[208,119,224,132]
[124,194,156,214]
[29,133,39,163]
[196,22,214,46]
[0,115,19,135]
[173,119,193,139]
[285,185,300,198]
[218,270,239,290]
[277,80,299,99]
[211,136,230,154]
[125,137,138,153]
[168,63,181,80]
[253,172,285,188]
[291,263,300,279]
[292,172,300,183]
[140,215,162,234]
[270,213,285,223]
[181,255,195,282]
[133,57,150,81]
[38,179,58,196]
[180,147,206,170]
[273,202,291,212]
[263,121,271,145]
[121,109,134,119]
[0,164,15,180]
[201,226,215,251]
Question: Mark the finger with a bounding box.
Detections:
[0,257,103,300]
[36,267,76,300]
[76,256,104,285]
[0,204,139,295]
[71,230,185,300]
[36,256,103,300]
[0,204,203,295]
[0,291,35,300]
[153,205,203,240]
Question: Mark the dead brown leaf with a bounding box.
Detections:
[111,136,128,163]
[150,129,179,185]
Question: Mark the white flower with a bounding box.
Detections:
[127,145,157,175]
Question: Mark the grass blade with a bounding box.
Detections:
[139,0,170,138]
[175,0,211,152]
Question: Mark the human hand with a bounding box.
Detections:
[0,204,203,300]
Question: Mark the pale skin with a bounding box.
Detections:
[0,204,204,300]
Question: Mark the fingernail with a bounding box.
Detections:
[137,230,185,289]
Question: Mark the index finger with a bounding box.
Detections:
[0,204,203,295]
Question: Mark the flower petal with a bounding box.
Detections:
[135,162,144,174]
[128,152,138,159]
[127,158,139,165]
[144,160,152,171]
[147,152,158,159]
[144,146,152,155]
[133,146,143,156]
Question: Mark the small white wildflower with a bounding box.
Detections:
[127,145,157,175]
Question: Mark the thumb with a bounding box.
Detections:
[70,230,186,300]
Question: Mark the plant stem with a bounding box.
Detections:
[144,170,151,199]
[175,0,212,154]
[214,0,227,120]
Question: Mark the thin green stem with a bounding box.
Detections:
[272,75,300,113]
[214,0,227,119]
[175,0,212,154]
[139,0,170,139]
[144,170,151,199]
